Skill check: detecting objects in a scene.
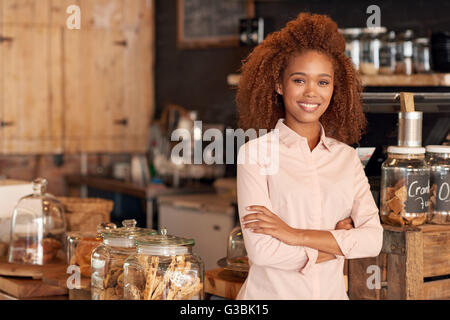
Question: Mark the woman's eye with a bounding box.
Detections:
[293,79,305,84]
[319,80,330,86]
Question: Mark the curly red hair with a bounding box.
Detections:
[236,12,366,145]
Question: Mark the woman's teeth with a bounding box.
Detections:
[298,103,319,109]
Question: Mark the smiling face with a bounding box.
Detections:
[276,50,334,127]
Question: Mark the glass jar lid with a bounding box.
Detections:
[399,29,414,40]
[425,145,450,153]
[339,28,364,37]
[136,228,194,255]
[414,37,429,45]
[102,219,156,248]
[363,26,387,36]
[381,30,396,41]
[388,146,425,154]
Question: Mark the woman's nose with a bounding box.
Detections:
[303,84,318,98]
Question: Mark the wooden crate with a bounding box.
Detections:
[348,224,450,300]
[205,268,245,300]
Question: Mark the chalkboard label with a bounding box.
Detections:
[406,174,430,213]
[379,48,393,67]
[431,171,450,212]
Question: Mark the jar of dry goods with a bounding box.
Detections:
[359,27,387,75]
[66,222,117,277]
[379,31,397,75]
[380,146,430,226]
[340,28,363,70]
[395,29,414,75]
[426,145,450,224]
[91,219,156,300]
[413,37,431,73]
[123,229,204,300]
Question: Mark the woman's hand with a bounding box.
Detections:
[335,217,354,230]
[241,205,301,246]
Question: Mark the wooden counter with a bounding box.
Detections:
[205,268,245,300]
[65,175,215,200]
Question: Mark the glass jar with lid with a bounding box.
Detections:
[66,222,117,278]
[425,145,450,224]
[226,226,248,273]
[91,219,156,300]
[395,29,414,75]
[413,37,431,73]
[379,31,397,75]
[340,28,364,71]
[123,229,204,300]
[8,178,66,265]
[380,146,430,227]
[359,26,387,75]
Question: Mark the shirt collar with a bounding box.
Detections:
[275,118,331,152]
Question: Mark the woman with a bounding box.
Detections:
[235,13,383,300]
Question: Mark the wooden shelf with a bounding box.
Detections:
[227,73,450,87]
[361,73,450,87]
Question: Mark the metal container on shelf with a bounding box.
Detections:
[123,229,204,300]
[90,219,156,300]
[398,111,423,147]
[359,26,387,75]
[426,145,450,224]
[380,146,430,227]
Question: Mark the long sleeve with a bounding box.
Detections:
[237,143,318,273]
[329,150,383,259]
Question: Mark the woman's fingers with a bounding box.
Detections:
[243,221,274,230]
[339,217,352,224]
[335,217,354,230]
[242,212,272,223]
[336,222,353,230]
[251,227,275,236]
[246,205,274,216]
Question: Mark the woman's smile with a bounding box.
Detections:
[297,101,321,112]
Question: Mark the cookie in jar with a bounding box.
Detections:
[123,229,204,300]
[66,222,117,277]
[90,219,156,300]
[380,146,430,226]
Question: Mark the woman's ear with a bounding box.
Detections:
[275,83,283,95]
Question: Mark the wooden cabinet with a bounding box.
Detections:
[0,26,63,154]
[2,0,51,25]
[0,0,154,154]
[64,28,127,153]
[63,0,154,153]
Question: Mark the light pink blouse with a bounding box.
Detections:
[236,119,383,300]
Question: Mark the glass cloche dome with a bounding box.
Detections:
[226,226,248,272]
[8,178,66,265]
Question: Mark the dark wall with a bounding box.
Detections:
[155,0,450,128]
